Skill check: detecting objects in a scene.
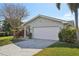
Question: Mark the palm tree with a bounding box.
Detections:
[56,3,79,40]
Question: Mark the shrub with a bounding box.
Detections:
[0,32,12,37]
[0,32,5,37]
[15,30,24,38]
[29,33,32,39]
[58,26,77,43]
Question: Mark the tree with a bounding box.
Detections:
[0,4,28,36]
[56,3,79,40]
[2,20,11,35]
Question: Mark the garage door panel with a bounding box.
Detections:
[33,27,60,40]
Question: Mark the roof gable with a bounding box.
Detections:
[23,15,67,25]
[20,15,73,28]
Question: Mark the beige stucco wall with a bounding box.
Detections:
[23,17,64,33]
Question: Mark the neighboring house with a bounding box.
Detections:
[19,15,74,40]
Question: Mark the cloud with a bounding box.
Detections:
[62,12,79,26]
[64,13,72,17]
[63,12,79,21]
[62,12,74,21]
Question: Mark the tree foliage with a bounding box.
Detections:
[0,4,28,30]
[59,25,76,43]
[2,20,11,32]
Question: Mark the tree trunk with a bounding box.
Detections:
[75,9,79,40]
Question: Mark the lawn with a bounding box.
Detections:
[34,42,79,56]
[0,36,14,46]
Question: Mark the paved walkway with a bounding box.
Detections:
[0,39,57,56]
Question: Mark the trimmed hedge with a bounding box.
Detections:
[0,32,12,37]
[58,27,77,43]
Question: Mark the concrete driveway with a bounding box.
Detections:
[0,39,57,56]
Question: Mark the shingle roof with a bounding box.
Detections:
[19,14,73,28]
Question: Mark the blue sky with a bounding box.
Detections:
[0,3,74,22]
[23,3,74,22]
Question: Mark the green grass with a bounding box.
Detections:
[0,36,14,46]
[34,42,79,56]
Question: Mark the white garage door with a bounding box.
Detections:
[33,26,60,40]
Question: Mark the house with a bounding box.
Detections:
[19,15,74,40]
